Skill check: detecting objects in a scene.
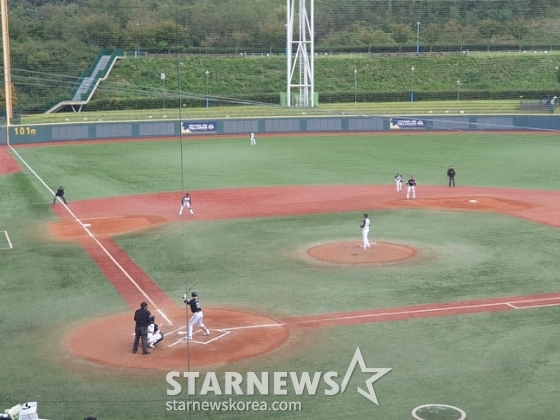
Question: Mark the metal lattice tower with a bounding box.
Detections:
[286,0,314,107]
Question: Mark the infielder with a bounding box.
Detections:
[395,173,403,192]
[250,132,256,145]
[179,192,194,216]
[183,291,210,340]
[406,176,417,199]
[147,315,164,348]
[360,213,371,249]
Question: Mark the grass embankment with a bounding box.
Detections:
[17,52,560,122]
[103,53,560,95]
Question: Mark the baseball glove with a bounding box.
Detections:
[360,223,365,228]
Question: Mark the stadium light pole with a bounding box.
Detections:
[354,67,357,103]
[161,72,166,109]
[411,67,415,102]
[416,22,420,54]
[205,70,209,108]
[135,22,140,57]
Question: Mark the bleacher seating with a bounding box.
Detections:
[519,99,555,113]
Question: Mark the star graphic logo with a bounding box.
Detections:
[340,347,392,406]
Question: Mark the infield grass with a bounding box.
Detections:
[2,131,560,419]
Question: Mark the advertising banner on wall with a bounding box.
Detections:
[390,118,426,129]
[182,121,217,134]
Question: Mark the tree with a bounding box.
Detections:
[153,20,189,53]
[443,19,463,48]
[231,31,250,55]
[201,34,219,55]
[390,23,412,45]
[478,20,503,52]
[76,14,122,47]
[509,20,528,51]
[358,27,394,54]
[256,20,286,54]
[423,24,441,52]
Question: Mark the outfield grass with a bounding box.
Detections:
[2,132,560,419]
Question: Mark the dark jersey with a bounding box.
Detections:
[186,297,202,313]
[407,178,416,187]
[447,168,456,178]
[56,188,65,197]
[134,307,151,326]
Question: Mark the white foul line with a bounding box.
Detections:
[215,295,560,331]
[9,145,173,326]
[1,231,13,249]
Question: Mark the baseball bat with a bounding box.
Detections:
[184,279,198,296]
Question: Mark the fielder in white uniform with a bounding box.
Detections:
[250,132,256,145]
[406,176,417,199]
[183,291,210,340]
[179,192,194,215]
[361,213,371,249]
[395,173,403,192]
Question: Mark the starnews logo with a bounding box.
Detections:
[166,347,392,406]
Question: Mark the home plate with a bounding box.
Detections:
[468,200,478,203]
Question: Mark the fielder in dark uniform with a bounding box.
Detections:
[132,301,151,354]
[183,291,210,340]
[406,176,417,199]
[53,186,68,205]
[447,166,456,187]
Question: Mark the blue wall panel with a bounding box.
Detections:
[3,115,560,145]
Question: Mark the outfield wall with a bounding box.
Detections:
[2,115,560,145]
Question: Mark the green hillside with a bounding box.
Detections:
[86,53,560,111]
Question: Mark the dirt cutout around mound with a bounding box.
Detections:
[307,241,417,265]
[387,195,535,212]
[49,216,167,239]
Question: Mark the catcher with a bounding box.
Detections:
[147,315,164,348]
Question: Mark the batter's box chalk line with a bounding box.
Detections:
[168,328,231,347]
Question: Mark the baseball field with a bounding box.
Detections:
[1,130,560,419]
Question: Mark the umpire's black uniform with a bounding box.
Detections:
[53,186,68,205]
[132,302,151,354]
[447,166,456,187]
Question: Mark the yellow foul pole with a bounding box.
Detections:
[1,0,12,144]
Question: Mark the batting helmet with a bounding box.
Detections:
[191,291,198,297]
[148,314,155,323]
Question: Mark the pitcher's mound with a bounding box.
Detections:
[306,241,417,265]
